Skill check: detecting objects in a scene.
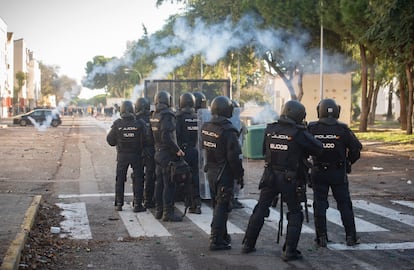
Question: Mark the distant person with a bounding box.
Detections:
[308,98,362,247]
[176,92,202,214]
[201,96,244,251]
[242,100,323,261]
[150,91,185,222]
[106,101,147,212]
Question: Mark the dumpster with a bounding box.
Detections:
[242,124,266,159]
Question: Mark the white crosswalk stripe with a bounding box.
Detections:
[353,200,414,227]
[56,202,92,240]
[239,199,314,233]
[118,204,171,237]
[307,199,388,232]
[55,195,414,250]
[175,202,244,234]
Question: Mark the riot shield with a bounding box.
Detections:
[197,108,243,199]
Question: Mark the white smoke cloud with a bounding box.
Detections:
[84,13,311,84]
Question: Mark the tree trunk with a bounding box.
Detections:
[297,66,304,102]
[386,82,394,121]
[265,59,298,100]
[369,81,380,125]
[406,63,413,135]
[399,72,407,130]
[359,44,369,132]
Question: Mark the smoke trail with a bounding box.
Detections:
[84,13,310,84]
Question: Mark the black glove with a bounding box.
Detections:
[346,160,352,174]
[237,177,244,189]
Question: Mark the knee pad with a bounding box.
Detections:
[253,204,270,218]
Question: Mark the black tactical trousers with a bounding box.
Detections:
[143,154,156,204]
[154,164,176,211]
[244,172,303,251]
[184,147,201,203]
[207,167,234,243]
[115,153,144,206]
[312,169,356,238]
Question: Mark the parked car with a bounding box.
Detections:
[13,109,62,127]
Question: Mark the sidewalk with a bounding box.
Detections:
[0,195,41,270]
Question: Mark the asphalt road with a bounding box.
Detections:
[1,116,413,270]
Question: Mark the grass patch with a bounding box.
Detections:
[355,129,414,144]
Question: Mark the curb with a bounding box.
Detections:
[1,195,42,270]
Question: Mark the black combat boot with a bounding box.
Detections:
[346,234,360,246]
[133,203,146,213]
[188,197,202,214]
[115,193,124,211]
[315,232,328,247]
[241,236,256,254]
[162,206,183,222]
[209,231,231,251]
[155,204,163,219]
[281,244,303,261]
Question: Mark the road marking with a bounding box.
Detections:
[118,204,171,237]
[328,242,414,250]
[56,202,92,239]
[392,200,414,209]
[353,200,414,227]
[307,199,388,232]
[58,193,133,199]
[175,202,244,234]
[240,199,314,233]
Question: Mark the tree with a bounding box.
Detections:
[39,63,59,96]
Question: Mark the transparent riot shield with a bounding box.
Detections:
[197,108,243,200]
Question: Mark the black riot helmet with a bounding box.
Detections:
[120,100,135,118]
[280,100,306,124]
[135,97,150,114]
[155,91,172,107]
[179,92,195,109]
[317,98,341,119]
[193,92,207,110]
[211,96,233,118]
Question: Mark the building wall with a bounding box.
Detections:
[0,17,7,117]
[272,72,352,125]
[13,39,28,108]
[27,50,41,109]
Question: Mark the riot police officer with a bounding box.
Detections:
[176,92,202,214]
[107,100,147,212]
[135,97,156,209]
[201,96,244,251]
[241,100,323,261]
[307,98,362,247]
[150,91,185,222]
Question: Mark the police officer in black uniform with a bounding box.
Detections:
[176,92,202,214]
[308,98,362,247]
[135,97,156,209]
[201,96,244,251]
[150,91,185,222]
[107,100,147,212]
[241,100,323,261]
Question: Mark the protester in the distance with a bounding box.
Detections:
[135,97,156,209]
[106,100,147,212]
[241,100,323,261]
[307,98,362,247]
[150,91,185,222]
[201,96,244,251]
[176,92,202,214]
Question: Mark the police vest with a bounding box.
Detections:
[150,109,175,147]
[264,122,301,171]
[201,122,236,165]
[177,111,198,147]
[116,119,143,153]
[308,122,346,163]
